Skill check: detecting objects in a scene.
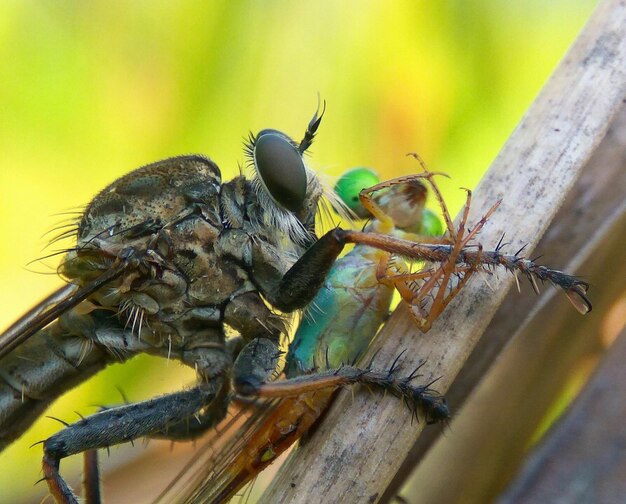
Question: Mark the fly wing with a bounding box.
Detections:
[0,260,131,359]
[152,398,281,504]
[154,393,329,504]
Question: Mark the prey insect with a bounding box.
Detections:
[0,107,591,503]
[157,160,592,504]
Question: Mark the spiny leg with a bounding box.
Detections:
[271,219,590,317]
[424,197,501,319]
[235,364,449,425]
[425,195,501,322]
[374,184,475,331]
[363,157,476,326]
[42,382,223,504]
[380,185,501,330]
[227,322,448,424]
[356,163,462,331]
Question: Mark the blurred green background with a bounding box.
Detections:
[0,1,597,502]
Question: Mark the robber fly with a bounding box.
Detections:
[0,106,591,503]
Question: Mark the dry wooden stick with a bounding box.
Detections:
[260,1,626,502]
[401,180,626,503]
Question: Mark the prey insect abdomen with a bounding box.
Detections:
[287,248,392,374]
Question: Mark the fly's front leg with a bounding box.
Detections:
[267,226,454,313]
[266,161,484,315]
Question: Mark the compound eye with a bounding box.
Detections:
[254,131,307,212]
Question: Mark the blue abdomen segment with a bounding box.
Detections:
[286,250,393,377]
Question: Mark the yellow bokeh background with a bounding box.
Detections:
[0,1,597,502]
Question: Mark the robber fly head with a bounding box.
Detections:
[244,102,347,245]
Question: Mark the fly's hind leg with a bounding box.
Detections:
[43,383,224,504]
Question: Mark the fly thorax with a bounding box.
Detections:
[77,155,221,246]
[59,155,240,347]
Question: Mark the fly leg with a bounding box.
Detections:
[361,153,502,331]
[421,191,499,327]
[82,450,100,504]
[41,358,227,504]
[228,337,448,422]
[235,365,449,425]
[404,152,501,324]
[41,290,283,503]
[265,170,502,326]
[356,159,468,331]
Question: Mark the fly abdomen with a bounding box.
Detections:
[0,307,136,450]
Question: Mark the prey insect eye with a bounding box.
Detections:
[253,129,307,212]
[334,167,380,218]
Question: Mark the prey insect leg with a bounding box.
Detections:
[407,152,458,240]
[358,170,451,245]
[369,157,503,331]
[420,191,500,327]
